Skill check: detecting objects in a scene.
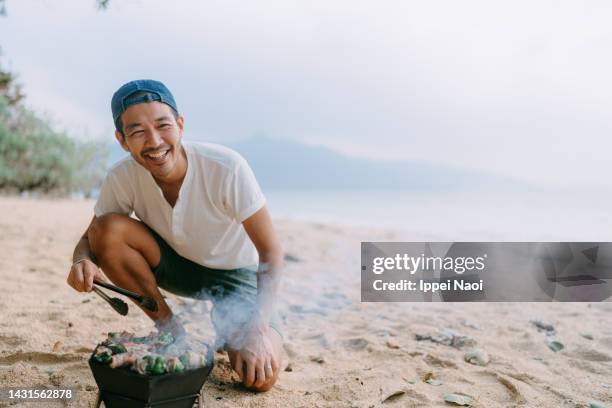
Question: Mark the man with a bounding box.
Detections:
[66,79,284,392]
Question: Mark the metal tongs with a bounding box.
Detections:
[92,280,159,315]
[92,286,129,316]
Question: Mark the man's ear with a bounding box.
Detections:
[114,130,130,152]
[177,115,184,134]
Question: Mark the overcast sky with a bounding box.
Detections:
[1,0,612,189]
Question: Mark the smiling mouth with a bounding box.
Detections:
[144,148,171,163]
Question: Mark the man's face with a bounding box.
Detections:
[115,101,185,181]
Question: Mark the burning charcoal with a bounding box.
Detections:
[166,357,185,373]
[109,352,136,368]
[94,346,112,364]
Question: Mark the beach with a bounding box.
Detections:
[0,196,610,407]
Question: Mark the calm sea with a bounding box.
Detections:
[264,189,612,241]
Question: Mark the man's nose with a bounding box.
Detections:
[145,128,163,147]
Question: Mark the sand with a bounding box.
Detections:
[0,196,610,407]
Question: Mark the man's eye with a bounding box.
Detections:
[159,124,171,129]
[130,130,145,137]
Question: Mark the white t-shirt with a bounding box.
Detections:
[94,141,265,269]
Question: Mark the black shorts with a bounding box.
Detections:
[147,226,282,337]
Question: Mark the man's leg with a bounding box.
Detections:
[88,213,172,323]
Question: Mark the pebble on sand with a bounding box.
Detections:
[530,320,555,333]
[425,378,443,386]
[464,349,490,366]
[386,338,400,349]
[444,393,473,406]
[344,338,369,351]
[415,329,475,349]
[381,389,405,403]
[544,336,564,353]
[310,356,325,364]
[423,372,442,386]
[284,254,300,262]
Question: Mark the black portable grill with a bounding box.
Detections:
[89,348,214,408]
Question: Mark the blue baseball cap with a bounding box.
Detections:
[111,79,178,132]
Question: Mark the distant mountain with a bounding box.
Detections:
[227,136,531,191]
[107,136,531,191]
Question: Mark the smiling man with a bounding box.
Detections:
[66,79,284,391]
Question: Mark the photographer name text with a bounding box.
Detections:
[372,278,484,293]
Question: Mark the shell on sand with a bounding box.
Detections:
[464,349,490,366]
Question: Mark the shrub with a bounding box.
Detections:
[0,96,108,195]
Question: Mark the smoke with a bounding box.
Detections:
[163,285,262,352]
[155,253,355,357]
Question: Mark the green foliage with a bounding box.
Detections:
[0,69,23,105]
[0,49,24,106]
[97,0,111,10]
[0,96,109,195]
[0,2,110,195]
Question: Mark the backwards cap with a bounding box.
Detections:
[111,79,178,131]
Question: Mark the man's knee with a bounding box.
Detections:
[88,213,131,258]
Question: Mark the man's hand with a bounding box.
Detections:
[231,324,280,389]
[238,206,283,389]
[66,258,108,292]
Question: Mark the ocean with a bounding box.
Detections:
[264,189,612,241]
[80,186,612,241]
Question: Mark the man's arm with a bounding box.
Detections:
[67,216,107,292]
[72,216,96,264]
[233,205,283,387]
[242,206,284,327]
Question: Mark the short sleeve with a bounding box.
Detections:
[224,156,266,222]
[94,171,134,217]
